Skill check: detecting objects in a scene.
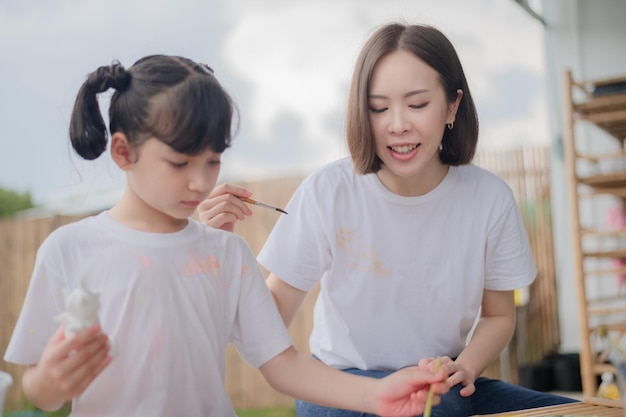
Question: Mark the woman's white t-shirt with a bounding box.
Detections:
[258,157,536,371]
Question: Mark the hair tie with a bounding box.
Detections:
[110,62,131,92]
[83,62,131,95]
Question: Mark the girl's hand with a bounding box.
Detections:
[375,366,448,417]
[419,356,477,397]
[197,184,253,232]
[24,324,112,410]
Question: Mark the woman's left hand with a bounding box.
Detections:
[419,356,477,397]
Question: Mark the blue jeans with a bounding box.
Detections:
[296,367,579,417]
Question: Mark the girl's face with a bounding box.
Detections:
[124,138,221,231]
[368,49,461,196]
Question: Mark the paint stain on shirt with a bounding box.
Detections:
[336,227,390,277]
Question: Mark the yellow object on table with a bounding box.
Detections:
[598,372,620,401]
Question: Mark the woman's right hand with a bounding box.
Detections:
[22,324,112,411]
[198,184,253,232]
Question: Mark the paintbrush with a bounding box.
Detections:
[423,356,441,417]
[239,197,288,215]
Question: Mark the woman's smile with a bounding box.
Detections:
[388,143,420,160]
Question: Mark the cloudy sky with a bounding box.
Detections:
[0,0,548,209]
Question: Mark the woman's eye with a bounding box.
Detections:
[369,107,387,114]
[409,103,428,109]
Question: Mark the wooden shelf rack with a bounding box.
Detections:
[563,70,626,399]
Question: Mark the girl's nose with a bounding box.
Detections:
[188,172,209,193]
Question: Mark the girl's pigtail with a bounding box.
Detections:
[69,61,132,160]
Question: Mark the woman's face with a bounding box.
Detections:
[368,49,461,196]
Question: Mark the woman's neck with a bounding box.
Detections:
[376,162,450,197]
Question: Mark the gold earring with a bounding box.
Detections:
[447,121,454,130]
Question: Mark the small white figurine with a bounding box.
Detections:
[55,280,118,358]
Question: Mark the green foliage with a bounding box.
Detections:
[43,404,71,417]
[0,187,34,218]
[3,402,68,417]
[3,411,44,417]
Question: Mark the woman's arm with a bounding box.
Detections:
[260,346,448,417]
[266,273,308,327]
[458,289,516,377]
[432,289,515,397]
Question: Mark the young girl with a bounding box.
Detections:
[3,55,448,417]
[199,24,578,417]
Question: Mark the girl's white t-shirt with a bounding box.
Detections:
[5,212,292,417]
[258,157,536,371]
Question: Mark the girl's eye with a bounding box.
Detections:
[409,103,428,109]
[369,107,387,114]
[169,161,188,169]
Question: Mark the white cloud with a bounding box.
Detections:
[222,2,363,143]
[479,93,551,150]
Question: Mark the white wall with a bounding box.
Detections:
[542,0,626,353]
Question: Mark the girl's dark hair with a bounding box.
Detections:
[69,55,236,160]
[346,23,479,174]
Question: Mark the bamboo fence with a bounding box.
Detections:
[0,147,558,411]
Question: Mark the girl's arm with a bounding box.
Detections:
[22,325,112,411]
[424,289,515,397]
[266,273,308,327]
[197,184,253,232]
[260,346,448,417]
